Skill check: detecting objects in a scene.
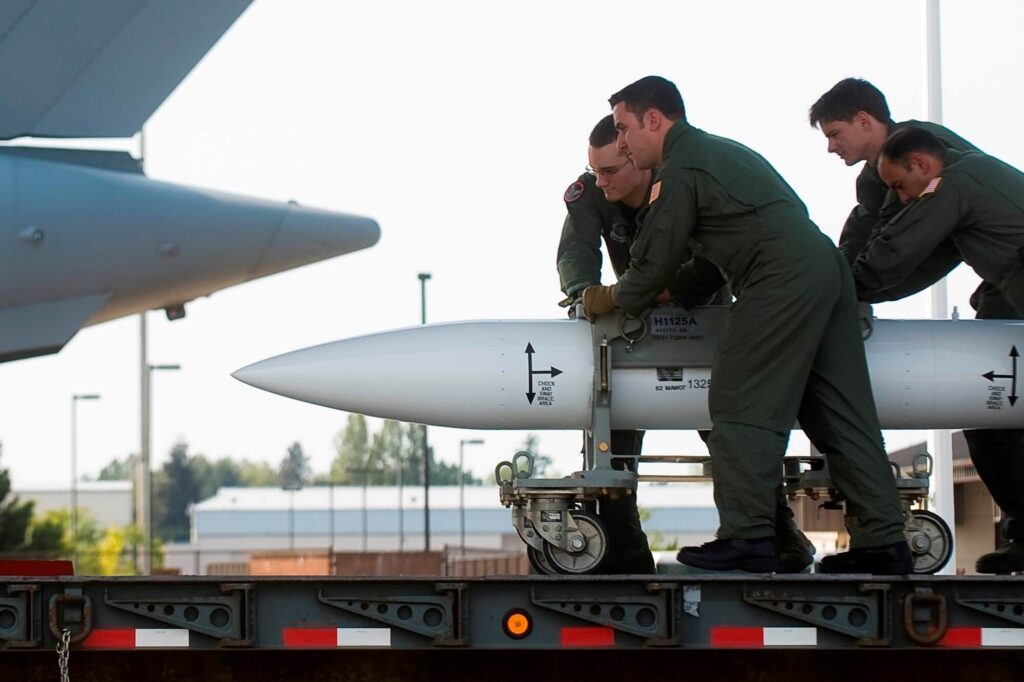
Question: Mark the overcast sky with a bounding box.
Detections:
[2,0,1023,489]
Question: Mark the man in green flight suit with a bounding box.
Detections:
[854,127,1024,574]
[812,79,1024,574]
[808,77,974,284]
[559,115,814,572]
[584,75,910,574]
[556,114,656,574]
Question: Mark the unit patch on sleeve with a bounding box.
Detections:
[564,181,585,203]
[649,180,662,203]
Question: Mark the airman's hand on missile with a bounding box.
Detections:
[582,285,617,318]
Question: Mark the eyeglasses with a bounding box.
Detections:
[585,159,632,179]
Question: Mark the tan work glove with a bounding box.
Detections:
[582,285,617,318]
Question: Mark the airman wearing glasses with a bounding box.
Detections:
[557,114,653,304]
[554,114,656,574]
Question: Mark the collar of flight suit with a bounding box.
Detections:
[660,119,696,167]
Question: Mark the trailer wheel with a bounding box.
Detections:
[527,545,558,575]
[906,509,953,574]
[542,511,608,575]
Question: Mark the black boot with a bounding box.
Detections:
[677,537,783,572]
[776,520,815,572]
[598,494,655,574]
[818,541,912,575]
[976,540,1024,574]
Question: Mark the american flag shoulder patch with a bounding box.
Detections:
[650,181,661,203]
[919,176,942,197]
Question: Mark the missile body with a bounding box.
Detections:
[234,307,1024,431]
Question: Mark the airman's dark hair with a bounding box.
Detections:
[880,127,947,169]
[588,115,617,148]
[608,76,686,123]
[809,78,890,128]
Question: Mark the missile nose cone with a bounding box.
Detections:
[248,203,381,279]
[233,320,595,429]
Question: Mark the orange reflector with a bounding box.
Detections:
[503,609,532,639]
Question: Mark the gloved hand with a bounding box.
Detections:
[582,285,617,318]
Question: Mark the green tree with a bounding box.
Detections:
[190,455,243,501]
[402,423,425,485]
[25,509,150,575]
[24,509,67,553]
[95,455,135,481]
[519,433,554,476]
[430,459,482,485]
[330,415,369,483]
[0,444,33,551]
[279,442,311,489]
[237,459,278,486]
[153,441,200,543]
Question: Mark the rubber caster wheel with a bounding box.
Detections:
[541,510,609,575]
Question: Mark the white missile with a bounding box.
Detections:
[233,308,1024,431]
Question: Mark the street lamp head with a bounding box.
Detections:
[149,364,181,371]
[461,439,485,446]
[418,273,432,282]
[73,394,101,401]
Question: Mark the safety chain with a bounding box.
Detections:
[55,628,71,682]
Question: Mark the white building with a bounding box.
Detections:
[166,483,723,575]
[12,480,133,529]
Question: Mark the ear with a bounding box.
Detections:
[854,111,873,130]
[910,152,932,174]
[644,109,661,131]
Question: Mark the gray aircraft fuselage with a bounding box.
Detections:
[0,147,380,361]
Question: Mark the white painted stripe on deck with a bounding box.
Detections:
[982,628,1024,647]
[135,629,190,648]
[337,628,391,647]
[763,627,817,646]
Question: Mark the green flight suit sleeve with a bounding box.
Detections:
[838,165,889,266]
[612,175,696,315]
[668,255,728,309]
[838,206,876,267]
[858,238,961,303]
[556,182,604,297]
[852,180,963,297]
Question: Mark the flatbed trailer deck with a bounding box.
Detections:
[3,574,1023,680]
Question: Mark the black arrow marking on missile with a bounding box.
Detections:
[525,343,562,404]
[982,345,1019,406]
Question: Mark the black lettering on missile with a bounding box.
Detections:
[651,313,702,340]
[525,343,562,405]
[982,345,1019,407]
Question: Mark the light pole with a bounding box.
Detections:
[71,394,101,542]
[397,449,404,553]
[348,466,385,552]
[418,272,432,552]
[459,439,484,555]
[282,484,301,550]
[328,481,335,572]
[137,354,180,575]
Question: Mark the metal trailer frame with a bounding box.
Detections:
[496,305,952,575]
[2,574,1023,653]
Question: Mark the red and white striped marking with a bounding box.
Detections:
[81,628,190,649]
[939,628,1024,647]
[559,626,615,647]
[711,626,817,648]
[282,627,392,648]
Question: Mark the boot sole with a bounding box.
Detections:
[678,554,783,573]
